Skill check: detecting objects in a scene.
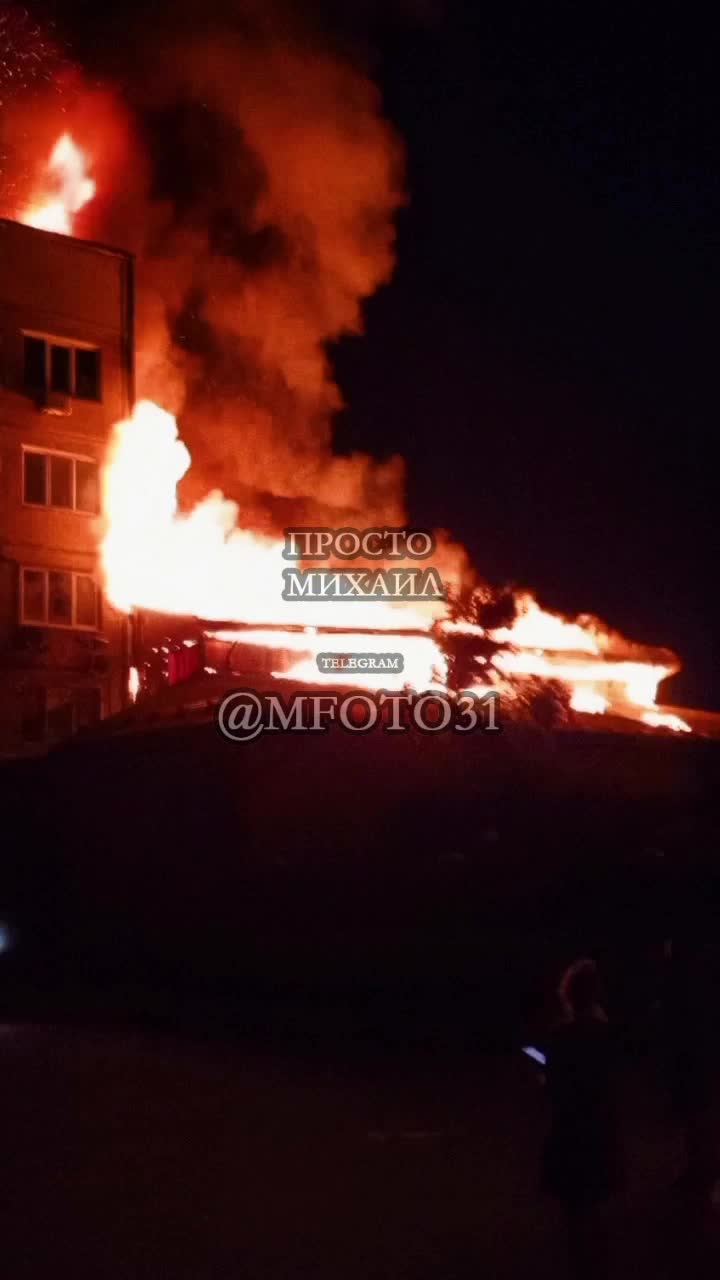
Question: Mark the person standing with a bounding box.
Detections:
[541,958,621,1278]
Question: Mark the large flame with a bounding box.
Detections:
[101,401,690,730]
[22,133,95,236]
[102,401,432,633]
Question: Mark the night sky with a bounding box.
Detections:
[52,3,718,708]
[331,8,718,709]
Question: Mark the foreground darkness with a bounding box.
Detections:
[5,717,719,992]
[334,9,720,712]
[2,721,720,1275]
[1,1021,719,1279]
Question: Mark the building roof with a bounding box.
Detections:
[0,216,133,265]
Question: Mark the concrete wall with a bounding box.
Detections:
[0,219,134,756]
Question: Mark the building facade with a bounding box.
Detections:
[0,218,134,757]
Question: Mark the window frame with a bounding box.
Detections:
[19,565,100,632]
[22,330,102,402]
[21,685,104,743]
[22,446,100,515]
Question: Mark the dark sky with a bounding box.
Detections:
[331,7,718,708]
[50,2,718,708]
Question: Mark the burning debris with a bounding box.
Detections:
[95,399,687,730]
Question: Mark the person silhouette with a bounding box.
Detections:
[541,958,621,1277]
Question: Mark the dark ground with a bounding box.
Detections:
[2,1008,720,1279]
[2,722,720,1275]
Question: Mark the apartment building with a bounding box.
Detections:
[0,218,134,756]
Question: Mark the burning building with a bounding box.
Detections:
[0,214,134,757]
[0,205,696,753]
[0,59,701,747]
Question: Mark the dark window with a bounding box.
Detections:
[22,335,102,401]
[75,460,100,514]
[21,567,98,629]
[23,451,99,513]
[48,571,72,625]
[21,688,47,743]
[75,575,97,628]
[22,686,102,743]
[50,344,72,394]
[75,347,101,400]
[24,336,46,391]
[23,452,47,505]
[50,455,73,509]
[22,569,46,623]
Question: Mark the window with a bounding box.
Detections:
[50,344,72,394]
[75,460,99,513]
[75,347,101,399]
[23,334,102,401]
[50,455,73,508]
[48,571,72,625]
[21,686,102,743]
[23,452,46,505]
[23,449,100,514]
[20,567,99,630]
[75,574,97,628]
[24,336,46,390]
[21,688,46,743]
[22,569,46,623]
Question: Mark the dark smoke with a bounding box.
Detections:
[44,3,409,529]
[0,2,469,584]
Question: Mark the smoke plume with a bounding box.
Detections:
[132,32,407,529]
[0,3,469,585]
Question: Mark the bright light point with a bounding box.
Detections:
[22,133,95,236]
[641,711,691,733]
[570,689,609,715]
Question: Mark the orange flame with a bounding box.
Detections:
[490,596,602,654]
[101,401,434,634]
[101,401,690,728]
[127,666,140,702]
[23,133,95,236]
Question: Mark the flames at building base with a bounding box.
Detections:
[103,401,690,735]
